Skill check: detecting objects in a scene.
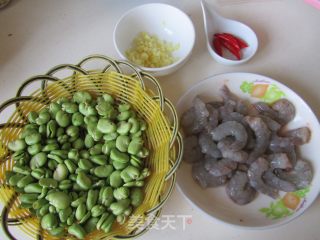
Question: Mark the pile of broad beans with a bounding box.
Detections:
[6,91,150,239]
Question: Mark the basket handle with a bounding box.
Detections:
[77,54,122,73]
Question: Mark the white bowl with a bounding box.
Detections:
[113,3,195,76]
[201,0,258,65]
[176,72,320,229]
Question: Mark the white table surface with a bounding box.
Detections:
[1,0,320,239]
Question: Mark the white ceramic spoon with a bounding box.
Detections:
[201,0,258,65]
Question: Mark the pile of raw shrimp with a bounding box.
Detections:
[181,85,312,205]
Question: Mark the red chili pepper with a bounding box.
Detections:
[220,33,248,49]
[219,38,241,60]
[214,33,240,51]
[213,37,223,56]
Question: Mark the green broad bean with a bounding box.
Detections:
[49,227,65,237]
[53,163,68,181]
[101,214,115,233]
[32,198,48,209]
[109,171,123,188]
[79,150,90,159]
[116,135,130,153]
[55,110,71,127]
[59,207,72,223]
[30,152,47,168]
[56,97,69,105]
[68,223,87,239]
[128,117,140,134]
[49,102,61,116]
[96,101,115,117]
[71,195,86,208]
[42,143,59,152]
[12,150,29,162]
[51,149,68,158]
[93,165,113,178]
[131,130,142,138]
[89,144,103,155]
[73,91,92,104]
[78,158,93,170]
[110,149,129,164]
[69,174,77,182]
[72,112,84,126]
[31,169,45,180]
[75,203,87,221]
[39,178,58,188]
[39,203,50,216]
[46,120,57,138]
[127,138,143,155]
[79,102,97,116]
[41,213,58,230]
[92,180,105,188]
[116,121,132,135]
[48,153,64,165]
[130,188,144,207]
[8,139,27,151]
[113,187,129,201]
[57,134,69,144]
[123,206,133,216]
[130,156,143,169]
[39,124,46,135]
[137,147,150,158]
[66,125,79,138]
[37,187,48,199]
[49,205,56,213]
[56,127,64,137]
[36,111,51,125]
[24,183,42,193]
[100,93,114,103]
[12,165,30,175]
[90,155,107,165]
[96,212,109,230]
[102,140,116,155]
[86,189,99,211]
[28,112,38,123]
[25,132,42,145]
[84,115,98,125]
[73,138,85,149]
[117,110,131,121]
[64,160,77,174]
[91,205,105,217]
[46,191,71,210]
[48,159,58,170]
[62,102,78,113]
[97,119,116,134]
[103,132,119,141]
[110,199,131,216]
[58,179,72,190]
[137,168,151,180]
[68,149,79,160]
[123,180,144,188]
[76,171,92,190]
[17,175,34,188]
[61,142,72,150]
[101,187,114,207]
[87,124,103,141]
[19,193,39,204]
[67,213,75,226]
[118,103,130,112]
[84,217,99,233]
[84,134,94,148]
[79,211,91,224]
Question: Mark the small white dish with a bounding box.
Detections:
[113,3,195,77]
[201,0,258,65]
[176,72,320,228]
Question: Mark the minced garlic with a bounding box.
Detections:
[126,32,180,68]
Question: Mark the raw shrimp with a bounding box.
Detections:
[217,138,249,163]
[205,104,219,132]
[237,163,249,172]
[221,112,244,123]
[282,127,311,145]
[267,153,293,170]
[260,115,281,132]
[226,171,256,205]
[245,116,271,163]
[220,85,248,114]
[198,132,222,158]
[269,135,293,152]
[276,160,312,189]
[263,171,297,192]
[247,157,279,199]
[204,158,237,177]
[211,121,248,151]
[272,99,295,124]
[218,101,235,121]
[183,135,203,163]
[192,161,228,188]
[253,102,278,119]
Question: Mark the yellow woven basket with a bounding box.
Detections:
[0,55,183,240]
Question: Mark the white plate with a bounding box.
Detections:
[176,72,320,229]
